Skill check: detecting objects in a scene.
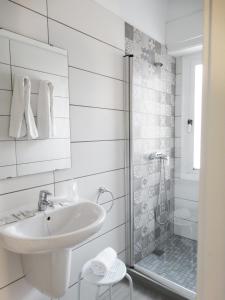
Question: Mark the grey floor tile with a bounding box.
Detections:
[137,235,197,292]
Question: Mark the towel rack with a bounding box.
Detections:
[97,187,114,213]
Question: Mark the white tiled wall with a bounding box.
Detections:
[0,0,48,42]
[70,106,125,141]
[69,68,124,110]
[47,0,124,50]
[0,0,126,299]
[48,20,123,80]
[174,56,199,240]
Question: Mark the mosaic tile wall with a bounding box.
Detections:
[125,23,176,263]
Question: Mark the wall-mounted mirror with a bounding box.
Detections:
[0,29,71,179]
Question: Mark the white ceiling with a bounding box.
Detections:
[94,0,168,44]
[94,0,203,46]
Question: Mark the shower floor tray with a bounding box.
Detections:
[136,235,197,293]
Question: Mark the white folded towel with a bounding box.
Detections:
[90,247,117,276]
[9,75,38,139]
[37,80,55,139]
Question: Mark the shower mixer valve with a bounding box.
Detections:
[148,152,168,160]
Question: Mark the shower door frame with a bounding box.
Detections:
[124,55,196,300]
[124,54,135,268]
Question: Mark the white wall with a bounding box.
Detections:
[166,0,203,56]
[0,0,126,299]
[94,0,168,44]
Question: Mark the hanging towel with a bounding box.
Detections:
[9,75,38,139]
[37,80,55,139]
[90,247,117,276]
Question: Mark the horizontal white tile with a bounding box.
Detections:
[48,20,123,80]
[17,158,71,176]
[54,97,70,118]
[69,68,124,110]
[10,0,47,15]
[70,224,125,285]
[175,74,182,95]
[0,0,48,43]
[0,141,16,166]
[55,169,125,203]
[76,197,125,248]
[0,116,11,140]
[0,165,16,179]
[0,90,12,115]
[0,277,49,300]
[54,118,70,139]
[12,66,69,97]
[174,217,198,240]
[0,248,23,288]
[175,178,199,201]
[175,116,181,137]
[0,184,54,214]
[0,36,10,64]
[54,140,125,181]
[47,0,124,50]
[10,39,68,76]
[175,197,198,222]
[16,139,70,164]
[0,172,54,195]
[0,63,11,90]
[70,106,124,142]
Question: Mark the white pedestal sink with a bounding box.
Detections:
[0,200,106,298]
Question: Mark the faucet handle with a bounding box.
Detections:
[38,190,53,211]
[39,190,52,198]
[40,190,52,195]
[39,190,53,204]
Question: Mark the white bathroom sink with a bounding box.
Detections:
[0,201,106,254]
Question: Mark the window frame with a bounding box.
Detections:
[181,52,202,180]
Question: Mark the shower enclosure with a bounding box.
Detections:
[125,23,197,300]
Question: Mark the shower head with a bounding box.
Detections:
[154,62,163,68]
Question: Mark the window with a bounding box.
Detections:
[181,53,203,179]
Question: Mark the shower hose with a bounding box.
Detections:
[154,157,170,226]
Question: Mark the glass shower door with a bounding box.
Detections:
[125,23,197,300]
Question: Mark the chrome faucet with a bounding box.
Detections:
[38,190,54,211]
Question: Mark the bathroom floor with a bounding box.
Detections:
[136,235,197,292]
[100,278,183,300]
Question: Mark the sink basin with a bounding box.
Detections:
[0,200,106,297]
[0,200,106,254]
